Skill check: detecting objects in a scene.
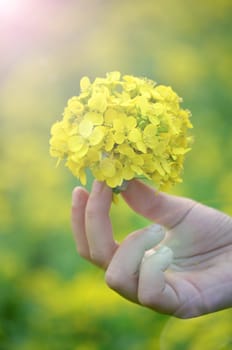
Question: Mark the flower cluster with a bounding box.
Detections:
[49,72,192,190]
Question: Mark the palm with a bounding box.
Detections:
[121,181,232,318]
[159,202,232,317]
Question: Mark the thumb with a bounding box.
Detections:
[121,179,196,228]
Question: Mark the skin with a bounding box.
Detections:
[71,179,232,318]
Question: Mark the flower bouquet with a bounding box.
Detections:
[49,72,192,193]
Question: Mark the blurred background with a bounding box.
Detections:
[1,0,232,349]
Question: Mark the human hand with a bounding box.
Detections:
[71,180,232,318]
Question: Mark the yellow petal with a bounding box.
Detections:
[135,96,149,115]
[155,161,165,176]
[122,167,135,180]
[84,111,103,125]
[100,158,116,177]
[104,133,115,151]
[79,119,93,138]
[131,164,143,175]
[88,94,107,113]
[106,71,121,81]
[127,116,137,129]
[136,141,147,153]
[113,118,124,132]
[152,102,165,116]
[143,124,158,148]
[50,121,65,137]
[148,114,160,126]
[89,126,106,145]
[68,136,84,152]
[106,175,122,188]
[79,168,87,185]
[123,75,137,91]
[143,124,157,137]
[117,144,135,157]
[71,143,88,159]
[172,147,191,155]
[104,108,118,125]
[87,149,100,162]
[128,129,141,143]
[68,98,84,114]
[80,76,91,91]
[113,132,125,144]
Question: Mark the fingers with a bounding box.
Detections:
[138,246,179,314]
[72,186,90,260]
[72,181,119,269]
[105,224,165,302]
[72,181,181,315]
[121,179,196,228]
[85,181,118,268]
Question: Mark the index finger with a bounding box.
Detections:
[122,179,196,228]
[85,181,119,269]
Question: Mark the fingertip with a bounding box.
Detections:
[121,179,139,196]
[142,224,166,247]
[121,179,196,228]
[87,181,113,212]
[123,179,158,194]
[156,245,173,257]
[92,180,106,193]
[146,223,166,235]
[72,186,89,208]
[146,245,174,270]
[121,179,161,221]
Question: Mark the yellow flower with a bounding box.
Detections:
[49,71,193,191]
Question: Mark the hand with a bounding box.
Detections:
[71,179,232,318]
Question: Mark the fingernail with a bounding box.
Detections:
[157,245,173,256]
[147,224,165,235]
[145,224,166,244]
[72,187,87,207]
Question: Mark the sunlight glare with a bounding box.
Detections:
[0,0,22,17]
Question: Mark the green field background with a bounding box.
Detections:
[1,0,232,349]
